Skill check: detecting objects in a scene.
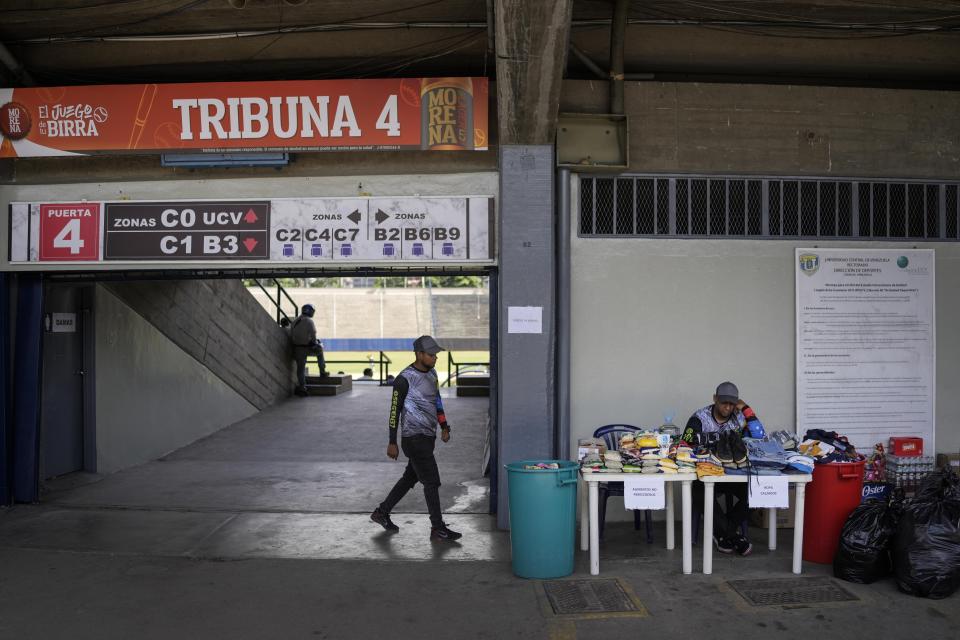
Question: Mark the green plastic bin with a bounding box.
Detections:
[505,459,579,579]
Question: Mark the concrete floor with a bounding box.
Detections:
[1,385,957,639]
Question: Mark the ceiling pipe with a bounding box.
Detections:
[0,40,35,86]
[609,0,628,115]
[570,43,607,80]
[570,43,654,83]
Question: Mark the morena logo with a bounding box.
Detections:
[0,102,31,140]
[897,256,909,268]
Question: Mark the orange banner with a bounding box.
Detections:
[0,78,489,158]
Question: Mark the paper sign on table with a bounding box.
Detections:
[624,477,665,510]
[748,476,789,508]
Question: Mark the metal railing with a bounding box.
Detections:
[312,351,393,387]
[444,351,490,387]
[251,277,298,324]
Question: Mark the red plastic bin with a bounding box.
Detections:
[802,460,865,564]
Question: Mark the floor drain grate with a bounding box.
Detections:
[728,577,859,606]
[543,579,640,615]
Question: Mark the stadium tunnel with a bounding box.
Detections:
[1,180,498,527]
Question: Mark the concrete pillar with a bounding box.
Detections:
[494,0,573,528]
[496,145,557,528]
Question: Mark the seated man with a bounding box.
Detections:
[682,381,762,557]
[359,367,374,381]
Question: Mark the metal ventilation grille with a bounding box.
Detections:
[580,175,960,240]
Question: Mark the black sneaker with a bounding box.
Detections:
[716,432,734,464]
[713,535,734,554]
[370,508,399,532]
[294,387,309,397]
[430,524,462,541]
[733,534,753,556]
[731,434,748,465]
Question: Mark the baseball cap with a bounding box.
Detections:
[715,381,739,404]
[413,335,444,355]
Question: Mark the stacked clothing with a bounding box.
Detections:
[769,430,798,450]
[801,429,865,464]
[744,437,788,474]
[694,449,724,478]
[746,429,814,473]
[799,439,836,459]
[784,452,815,473]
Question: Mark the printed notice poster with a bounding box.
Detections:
[748,476,789,509]
[507,306,542,334]
[796,249,935,452]
[624,477,665,510]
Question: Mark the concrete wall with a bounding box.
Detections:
[249,287,490,342]
[563,80,960,474]
[104,279,294,410]
[567,182,960,464]
[561,80,960,179]
[94,286,257,473]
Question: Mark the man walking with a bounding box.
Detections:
[370,335,461,541]
[290,304,327,397]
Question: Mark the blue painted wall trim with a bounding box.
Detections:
[12,275,43,503]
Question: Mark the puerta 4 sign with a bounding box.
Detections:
[104,202,270,260]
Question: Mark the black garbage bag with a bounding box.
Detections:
[916,468,960,502]
[833,498,899,583]
[893,471,960,599]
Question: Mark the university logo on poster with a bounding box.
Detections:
[798,252,819,276]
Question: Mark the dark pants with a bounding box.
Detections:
[293,344,326,389]
[693,481,749,540]
[379,435,444,528]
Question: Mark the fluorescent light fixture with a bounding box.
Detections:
[161,152,289,168]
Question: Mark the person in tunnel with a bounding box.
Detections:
[290,303,327,397]
[371,335,462,541]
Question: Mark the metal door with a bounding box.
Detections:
[40,284,86,478]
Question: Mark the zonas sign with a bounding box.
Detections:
[0,78,489,157]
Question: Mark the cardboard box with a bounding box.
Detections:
[748,487,797,529]
[577,438,606,461]
[890,437,923,456]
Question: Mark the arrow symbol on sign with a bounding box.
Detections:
[244,209,259,224]
[375,209,389,224]
[347,209,362,225]
[243,237,258,253]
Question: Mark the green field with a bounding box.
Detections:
[307,350,490,385]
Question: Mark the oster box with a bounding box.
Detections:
[38,202,101,261]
